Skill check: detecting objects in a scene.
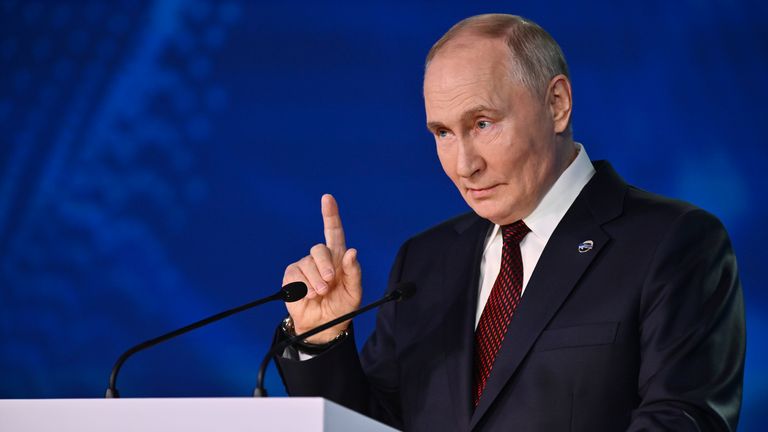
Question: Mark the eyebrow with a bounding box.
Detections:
[426,105,501,131]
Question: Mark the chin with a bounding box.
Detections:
[467,200,523,225]
[468,202,505,224]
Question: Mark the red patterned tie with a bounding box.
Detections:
[473,220,530,406]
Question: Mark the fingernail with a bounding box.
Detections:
[316,282,328,293]
[322,269,334,280]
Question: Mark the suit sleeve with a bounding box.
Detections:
[628,209,745,431]
[273,240,411,429]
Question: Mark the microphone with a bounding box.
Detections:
[105,281,308,398]
[253,282,416,397]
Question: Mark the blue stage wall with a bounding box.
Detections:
[1,1,765,429]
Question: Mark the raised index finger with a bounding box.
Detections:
[321,194,347,254]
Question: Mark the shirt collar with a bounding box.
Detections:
[524,142,595,243]
[485,142,596,249]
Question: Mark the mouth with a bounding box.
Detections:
[466,184,500,199]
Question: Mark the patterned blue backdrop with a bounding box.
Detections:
[1,0,765,430]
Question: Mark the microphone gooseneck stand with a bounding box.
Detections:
[105,281,307,398]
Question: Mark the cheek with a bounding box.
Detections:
[481,129,518,170]
[484,125,504,145]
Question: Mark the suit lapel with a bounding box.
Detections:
[468,161,625,430]
[441,215,491,428]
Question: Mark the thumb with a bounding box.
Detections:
[341,248,362,295]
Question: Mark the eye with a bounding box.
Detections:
[477,120,491,129]
[436,129,450,139]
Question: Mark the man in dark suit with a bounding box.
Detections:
[274,14,745,431]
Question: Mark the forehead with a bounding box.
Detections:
[423,36,518,110]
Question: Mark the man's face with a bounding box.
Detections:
[424,35,567,225]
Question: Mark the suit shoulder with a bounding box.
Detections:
[611,185,730,248]
[588,161,723,229]
[406,211,485,245]
[623,185,721,225]
[386,211,487,289]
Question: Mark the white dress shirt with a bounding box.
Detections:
[474,143,595,328]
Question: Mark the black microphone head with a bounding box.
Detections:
[392,282,417,301]
[281,282,308,302]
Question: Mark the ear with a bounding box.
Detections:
[547,75,572,135]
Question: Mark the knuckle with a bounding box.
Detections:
[283,265,301,283]
[284,263,298,276]
[297,255,315,268]
[310,243,326,254]
[298,257,324,279]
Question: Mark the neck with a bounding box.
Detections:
[555,138,578,177]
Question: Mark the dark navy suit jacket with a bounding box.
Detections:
[276,162,745,431]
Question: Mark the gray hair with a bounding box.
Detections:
[425,14,570,98]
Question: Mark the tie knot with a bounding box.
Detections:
[501,220,530,245]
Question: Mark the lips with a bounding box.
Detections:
[466,184,500,199]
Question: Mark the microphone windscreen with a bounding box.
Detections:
[393,282,417,301]
[281,282,308,302]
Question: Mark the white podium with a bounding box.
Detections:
[0,397,399,432]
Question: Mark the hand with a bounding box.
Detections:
[283,194,362,343]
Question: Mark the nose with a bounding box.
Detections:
[456,137,484,178]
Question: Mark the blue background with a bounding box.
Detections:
[1,0,765,429]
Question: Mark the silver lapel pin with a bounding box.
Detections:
[578,240,594,253]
